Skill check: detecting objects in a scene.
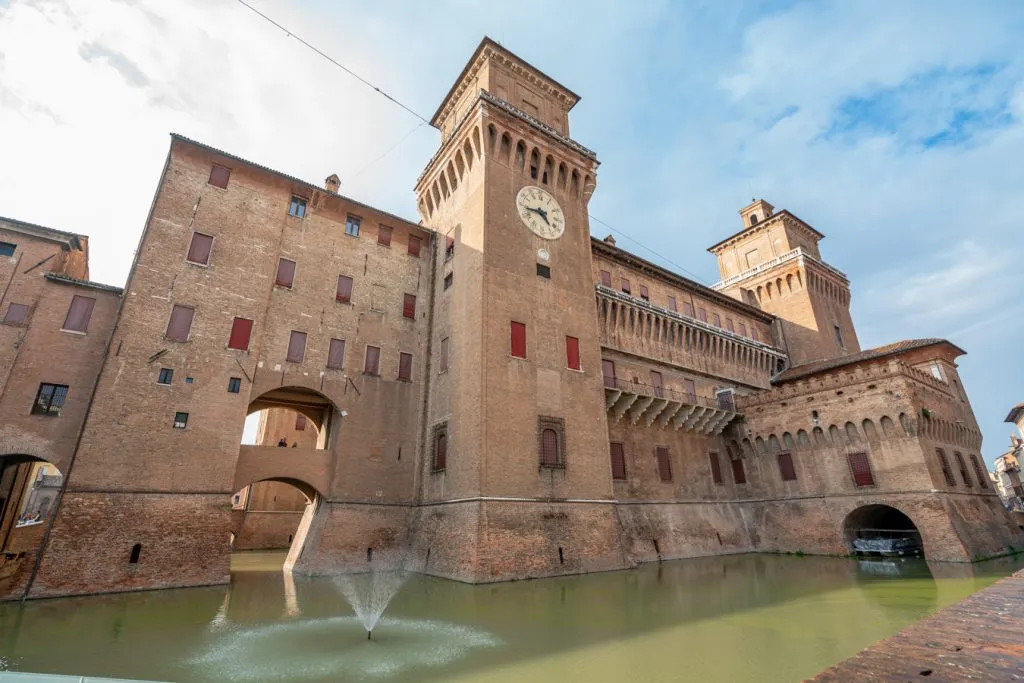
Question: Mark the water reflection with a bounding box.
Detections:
[0,553,1020,683]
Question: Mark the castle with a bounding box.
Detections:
[0,37,1020,600]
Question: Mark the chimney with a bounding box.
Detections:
[604,235,616,246]
[325,173,340,194]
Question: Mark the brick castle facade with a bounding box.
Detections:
[1,38,1021,600]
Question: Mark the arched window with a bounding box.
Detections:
[845,421,860,442]
[515,142,526,171]
[862,419,879,442]
[797,429,810,447]
[433,425,448,471]
[538,417,565,468]
[829,424,842,444]
[557,163,568,189]
[899,413,913,436]
[487,124,497,154]
[880,415,895,437]
[541,428,559,466]
[129,543,142,564]
[542,156,554,185]
[499,133,512,161]
[768,435,781,453]
[783,432,796,450]
[813,426,827,446]
[529,148,540,180]
[570,170,580,197]
[750,214,759,225]
[755,436,767,455]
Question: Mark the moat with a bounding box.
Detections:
[1,552,1021,683]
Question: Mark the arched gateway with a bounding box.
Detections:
[843,504,924,558]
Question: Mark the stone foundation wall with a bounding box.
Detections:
[233,511,303,550]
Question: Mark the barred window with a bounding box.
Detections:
[847,452,875,487]
[432,422,448,471]
[538,416,566,468]
[610,442,627,480]
[32,383,69,416]
[777,452,797,481]
[656,446,672,482]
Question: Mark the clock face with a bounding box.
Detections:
[516,186,565,240]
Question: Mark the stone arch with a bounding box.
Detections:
[499,133,511,161]
[741,438,754,457]
[828,424,842,445]
[570,169,580,197]
[813,426,828,446]
[487,124,497,154]
[473,126,482,156]
[529,148,540,179]
[797,429,810,447]
[515,141,526,171]
[0,453,65,600]
[862,418,879,442]
[843,504,924,558]
[557,163,567,189]
[768,435,781,454]
[899,412,914,436]
[438,173,450,198]
[542,155,554,185]
[880,415,895,438]
[755,436,767,455]
[462,140,474,170]
[447,161,458,191]
[845,421,860,443]
[766,282,774,299]
[785,273,793,293]
[454,153,465,181]
[783,432,796,450]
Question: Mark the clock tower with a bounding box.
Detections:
[413,38,622,581]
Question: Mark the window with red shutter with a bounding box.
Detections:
[650,370,663,397]
[954,451,972,487]
[398,352,413,381]
[610,442,627,480]
[936,448,956,487]
[684,379,697,403]
[599,270,612,287]
[602,359,616,388]
[327,338,346,369]
[408,235,421,257]
[286,331,307,363]
[847,452,874,487]
[403,293,416,319]
[620,278,631,294]
[364,345,380,375]
[63,295,96,333]
[667,295,677,312]
[739,322,747,337]
[227,317,253,350]
[565,336,581,370]
[440,337,449,372]
[433,425,447,470]
[683,301,694,317]
[3,302,29,325]
[336,275,353,303]
[164,304,194,342]
[639,285,649,301]
[970,454,989,489]
[709,451,723,484]
[276,258,296,288]
[731,457,746,484]
[712,313,721,327]
[510,321,526,358]
[378,226,392,247]
[295,415,306,431]
[778,452,797,481]
[726,318,734,332]
[540,428,559,467]
[208,165,230,189]
[656,446,672,481]
[186,232,214,265]
[698,308,707,322]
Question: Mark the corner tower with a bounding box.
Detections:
[413,38,621,581]
[708,200,859,366]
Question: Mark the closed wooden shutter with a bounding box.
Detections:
[565,336,580,370]
[398,352,413,381]
[778,452,797,481]
[327,338,346,369]
[227,317,253,350]
[541,428,559,467]
[276,258,296,288]
[726,318,734,332]
[434,431,447,470]
[286,331,307,363]
[337,275,353,302]
[364,345,380,375]
[407,235,421,257]
[937,449,956,486]
[164,304,194,341]
[684,379,697,403]
[954,452,972,487]
[403,293,416,319]
[295,415,306,430]
[698,308,707,322]
[713,313,721,327]
[610,442,627,480]
[847,452,874,487]
[208,165,230,188]
[639,285,649,300]
[656,446,672,481]
[4,303,28,325]
[186,232,213,265]
[63,295,96,333]
[667,295,677,312]
[602,359,617,388]
[739,322,747,336]
[731,457,746,484]
[378,226,392,246]
[650,371,663,397]
[599,270,611,287]
[440,337,449,372]
[709,452,723,484]
[510,321,526,358]
[683,302,694,317]
[970,454,989,489]
[620,278,630,294]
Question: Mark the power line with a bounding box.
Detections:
[346,121,429,183]
[233,0,432,125]
[588,214,712,285]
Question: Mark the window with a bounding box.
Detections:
[709,452,723,484]
[398,352,413,381]
[538,417,565,468]
[752,327,760,342]
[364,345,380,375]
[208,165,230,189]
[602,359,616,388]
[445,234,455,260]
[378,225,392,246]
[716,389,735,411]
[0,241,16,257]
[683,302,694,317]
[684,379,696,403]
[3,302,28,325]
[165,304,194,342]
[599,270,612,287]
[295,414,307,431]
[228,317,253,351]
[749,214,759,226]
[620,278,631,294]
[286,331,307,363]
[656,446,672,481]
[129,543,142,564]
[62,295,96,333]
[954,452,972,487]
[726,318,734,333]
[541,429,560,467]
[712,313,721,327]
[345,215,361,237]
[937,448,956,487]
[432,423,448,471]
[186,232,213,265]
[698,308,707,323]
[408,235,421,257]
[566,336,581,370]
[778,452,797,481]
[970,454,989,489]
[536,263,551,279]
[288,196,307,218]
[227,377,242,393]
[275,258,296,288]
[834,325,844,349]
[650,370,663,398]
[327,338,346,370]
[157,368,173,385]
[31,383,68,416]
[444,273,453,290]
[639,285,649,301]
[439,337,449,372]
[336,275,353,303]
[610,442,627,480]
[928,362,944,381]
[847,452,874,487]
[731,457,746,484]
[173,412,188,429]
[667,295,677,312]
[403,293,417,319]
[510,321,526,358]
[738,322,747,337]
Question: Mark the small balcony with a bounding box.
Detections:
[603,376,740,435]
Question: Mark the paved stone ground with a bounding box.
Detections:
[808,568,1024,682]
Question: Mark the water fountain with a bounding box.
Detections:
[333,570,410,639]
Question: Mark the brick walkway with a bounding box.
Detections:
[808,569,1024,681]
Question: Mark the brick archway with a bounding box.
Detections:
[0,454,65,601]
[842,503,924,558]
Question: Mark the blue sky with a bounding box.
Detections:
[1,0,1021,463]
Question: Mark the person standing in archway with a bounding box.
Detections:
[277,437,287,447]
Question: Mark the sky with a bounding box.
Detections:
[0,0,1021,464]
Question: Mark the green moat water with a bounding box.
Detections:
[1,552,1020,683]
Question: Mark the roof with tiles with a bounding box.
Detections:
[772,338,962,384]
[44,272,124,294]
[0,215,87,247]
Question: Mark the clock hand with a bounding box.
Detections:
[535,207,550,225]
